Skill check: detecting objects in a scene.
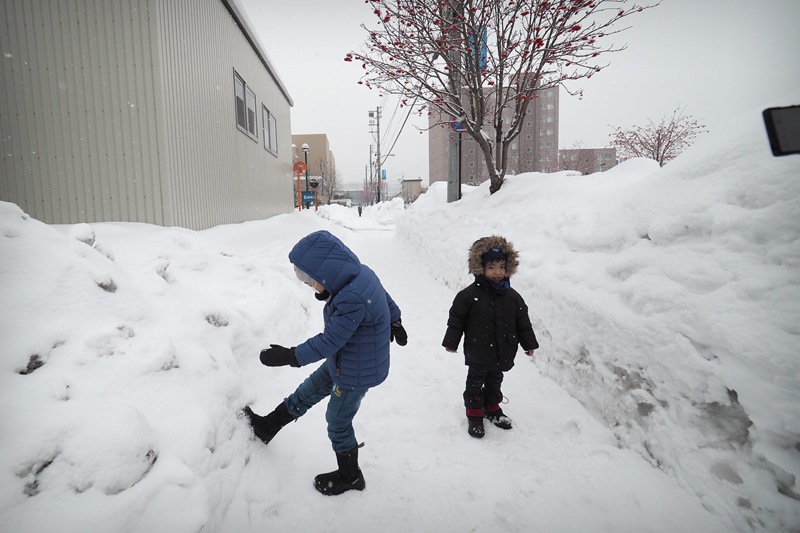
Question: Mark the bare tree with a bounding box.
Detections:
[610,106,707,166]
[315,159,342,205]
[559,140,593,174]
[347,0,658,194]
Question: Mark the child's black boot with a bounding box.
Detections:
[314,446,366,495]
[243,402,296,445]
[464,392,486,438]
[485,404,513,430]
[467,412,485,438]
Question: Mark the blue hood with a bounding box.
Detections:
[287,230,402,389]
[288,230,361,295]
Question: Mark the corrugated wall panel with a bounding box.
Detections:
[1,0,292,229]
[1,0,166,225]
[154,0,292,230]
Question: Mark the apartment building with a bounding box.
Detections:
[559,147,618,175]
[428,87,560,185]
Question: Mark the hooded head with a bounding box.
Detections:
[468,235,519,277]
[288,230,361,294]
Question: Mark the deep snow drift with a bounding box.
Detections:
[1,99,799,532]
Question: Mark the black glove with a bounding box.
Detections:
[260,344,300,367]
[390,320,407,346]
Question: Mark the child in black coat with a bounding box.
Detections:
[442,236,539,438]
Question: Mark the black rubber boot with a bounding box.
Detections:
[467,415,485,438]
[464,391,485,438]
[314,446,366,496]
[485,406,513,430]
[243,402,295,445]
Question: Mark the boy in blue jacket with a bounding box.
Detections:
[244,230,406,496]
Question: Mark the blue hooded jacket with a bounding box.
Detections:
[288,230,401,388]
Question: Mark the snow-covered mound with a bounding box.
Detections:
[397,103,800,530]
[317,197,405,230]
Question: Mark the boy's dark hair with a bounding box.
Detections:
[468,236,519,277]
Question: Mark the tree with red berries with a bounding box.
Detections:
[346,0,659,194]
[610,107,706,166]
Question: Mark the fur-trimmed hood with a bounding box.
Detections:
[468,235,519,277]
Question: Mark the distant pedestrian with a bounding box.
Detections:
[358,205,363,217]
[442,236,538,438]
[244,230,407,495]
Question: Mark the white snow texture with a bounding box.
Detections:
[1,97,799,532]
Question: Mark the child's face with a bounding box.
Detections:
[304,280,325,293]
[483,260,507,282]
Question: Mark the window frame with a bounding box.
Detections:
[263,105,278,155]
[234,70,258,142]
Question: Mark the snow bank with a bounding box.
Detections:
[397,103,800,530]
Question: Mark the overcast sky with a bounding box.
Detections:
[239,0,800,186]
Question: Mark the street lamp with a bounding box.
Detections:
[301,143,309,209]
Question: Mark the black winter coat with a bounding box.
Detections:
[442,277,539,371]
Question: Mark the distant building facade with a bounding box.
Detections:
[291,134,337,206]
[558,148,618,175]
[400,179,424,204]
[428,87,559,185]
[291,134,336,180]
[0,0,294,230]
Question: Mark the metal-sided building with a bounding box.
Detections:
[0,0,294,230]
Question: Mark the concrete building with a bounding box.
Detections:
[0,0,294,230]
[428,87,559,186]
[400,178,424,204]
[291,134,335,181]
[291,133,337,206]
[559,147,618,175]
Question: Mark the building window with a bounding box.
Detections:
[469,162,475,167]
[234,70,257,140]
[263,106,278,154]
[468,174,475,181]
[468,148,475,155]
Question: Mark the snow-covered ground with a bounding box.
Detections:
[1,99,799,532]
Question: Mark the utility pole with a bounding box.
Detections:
[446,5,462,203]
[369,107,382,203]
[368,144,374,204]
[364,164,368,205]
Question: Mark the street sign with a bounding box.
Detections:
[302,191,316,203]
[293,161,307,175]
[450,119,467,132]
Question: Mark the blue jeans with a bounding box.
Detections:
[284,362,368,453]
